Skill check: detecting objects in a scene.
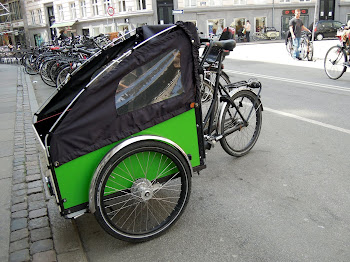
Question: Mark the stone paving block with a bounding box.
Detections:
[12,195,27,205]
[28,200,46,211]
[28,193,44,202]
[26,174,41,182]
[29,208,47,219]
[10,228,29,242]
[28,180,42,189]
[27,168,40,175]
[12,210,28,219]
[9,249,30,262]
[9,238,29,253]
[27,187,43,195]
[11,218,27,231]
[13,177,26,185]
[30,227,52,242]
[30,239,54,255]
[13,189,26,197]
[13,183,26,191]
[32,250,57,262]
[29,217,49,230]
[11,202,27,213]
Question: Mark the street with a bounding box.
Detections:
[30,41,350,262]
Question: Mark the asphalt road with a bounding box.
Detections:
[32,46,350,262]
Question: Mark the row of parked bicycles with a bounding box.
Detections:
[26,22,264,242]
[21,34,112,88]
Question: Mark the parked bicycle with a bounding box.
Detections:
[324,26,350,80]
[285,31,313,61]
[199,37,263,156]
[252,27,280,41]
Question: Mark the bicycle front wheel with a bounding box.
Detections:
[93,140,191,242]
[324,46,347,80]
[219,90,262,157]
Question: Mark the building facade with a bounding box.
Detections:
[175,0,350,38]
[1,0,350,47]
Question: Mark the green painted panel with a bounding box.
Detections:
[54,109,200,209]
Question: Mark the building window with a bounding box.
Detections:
[136,0,146,10]
[70,2,77,19]
[209,0,222,5]
[37,9,43,24]
[255,17,266,32]
[119,0,126,12]
[185,0,196,7]
[9,0,22,21]
[31,10,36,24]
[233,17,246,35]
[233,0,246,4]
[208,19,224,36]
[104,0,112,14]
[82,28,90,36]
[92,0,99,16]
[93,27,101,36]
[80,1,87,17]
[58,5,64,21]
[300,0,310,2]
[105,25,112,33]
[279,0,291,2]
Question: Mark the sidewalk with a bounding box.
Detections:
[1,64,57,262]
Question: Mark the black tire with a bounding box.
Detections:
[40,60,57,87]
[219,90,262,157]
[56,65,71,87]
[93,140,191,242]
[324,46,347,80]
[24,55,38,75]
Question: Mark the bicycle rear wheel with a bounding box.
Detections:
[324,46,347,80]
[93,140,191,242]
[219,90,262,157]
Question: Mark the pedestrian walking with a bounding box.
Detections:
[245,20,251,42]
[289,9,311,60]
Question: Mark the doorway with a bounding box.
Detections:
[319,0,335,20]
[157,0,174,24]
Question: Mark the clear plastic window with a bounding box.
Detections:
[115,49,183,115]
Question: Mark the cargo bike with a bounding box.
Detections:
[33,22,262,243]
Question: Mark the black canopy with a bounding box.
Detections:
[34,22,201,166]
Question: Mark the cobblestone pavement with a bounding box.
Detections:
[7,66,56,262]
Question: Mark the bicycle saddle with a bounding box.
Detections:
[212,40,236,51]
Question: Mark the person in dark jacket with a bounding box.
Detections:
[58,28,68,41]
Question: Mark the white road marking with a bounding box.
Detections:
[264,106,350,135]
[222,69,350,134]
[224,69,350,92]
